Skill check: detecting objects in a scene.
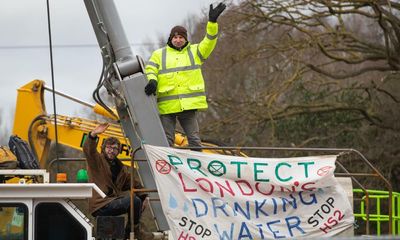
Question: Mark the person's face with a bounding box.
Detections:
[103,143,119,160]
[171,35,187,48]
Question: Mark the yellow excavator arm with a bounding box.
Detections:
[12,80,238,167]
[12,80,132,166]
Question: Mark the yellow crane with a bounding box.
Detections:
[12,79,244,167]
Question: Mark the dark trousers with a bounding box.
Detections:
[160,110,202,148]
[93,195,142,236]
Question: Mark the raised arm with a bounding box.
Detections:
[197,2,226,61]
[83,123,110,167]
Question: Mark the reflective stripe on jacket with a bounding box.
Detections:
[145,21,219,115]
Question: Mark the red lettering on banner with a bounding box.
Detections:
[319,209,345,233]
[178,172,196,192]
[178,231,196,240]
[255,182,275,195]
[215,181,235,197]
[302,182,316,191]
[196,178,214,193]
[236,180,254,196]
[178,171,316,197]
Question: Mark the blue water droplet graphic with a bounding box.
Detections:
[169,194,178,209]
[183,201,189,213]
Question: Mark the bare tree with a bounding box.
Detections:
[191,1,399,137]
[241,0,400,78]
[185,1,400,183]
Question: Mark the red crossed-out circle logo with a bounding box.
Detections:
[317,166,334,176]
[155,160,171,174]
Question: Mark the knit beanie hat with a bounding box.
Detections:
[169,25,188,41]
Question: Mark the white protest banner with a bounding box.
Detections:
[143,144,354,240]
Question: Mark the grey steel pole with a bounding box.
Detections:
[84,0,170,231]
[83,0,110,61]
[87,0,141,77]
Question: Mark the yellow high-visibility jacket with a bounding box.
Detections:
[145,22,219,115]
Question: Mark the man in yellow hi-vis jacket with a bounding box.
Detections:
[144,2,226,148]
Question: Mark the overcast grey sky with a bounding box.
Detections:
[0,0,220,132]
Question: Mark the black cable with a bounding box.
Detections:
[92,65,113,116]
[92,59,106,104]
[91,36,119,120]
[46,0,60,172]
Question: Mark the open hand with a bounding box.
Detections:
[91,123,110,137]
[209,2,226,23]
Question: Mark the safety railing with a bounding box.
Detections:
[47,145,396,237]
[47,157,134,182]
[353,189,400,235]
